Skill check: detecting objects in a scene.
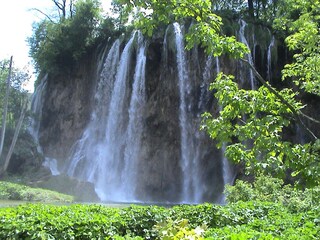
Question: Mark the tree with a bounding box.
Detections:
[275,0,320,96]
[115,0,320,186]
[248,0,254,18]
[0,57,13,159]
[0,58,30,176]
[28,0,103,75]
[52,0,75,19]
[0,99,28,177]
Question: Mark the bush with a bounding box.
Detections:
[225,175,320,212]
[1,202,318,239]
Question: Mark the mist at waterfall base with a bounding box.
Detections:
[30,22,277,204]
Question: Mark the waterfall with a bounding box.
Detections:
[267,35,275,81]
[66,35,137,201]
[66,39,121,180]
[33,24,238,203]
[198,56,213,112]
[65,32,147,202]
[29,75,47,154]
[29,75,61,176]
[173,22,199,203]
[238,20,256,89]
[121,32,146,200]
[96,33,137,201]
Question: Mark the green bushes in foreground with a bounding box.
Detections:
[1,177,319,239]
[0,201,319,239]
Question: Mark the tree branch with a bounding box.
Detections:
[241,58,319,140]
[29,8,55,23]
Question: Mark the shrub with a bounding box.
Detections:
[0,202,319,239]
[225,175,320,212]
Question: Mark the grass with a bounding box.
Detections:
[0,181,74,203]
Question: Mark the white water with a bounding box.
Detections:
[198,56,213,112]
[95,34,136,202]
[267,35,275,81]
[29,75,48,154]
[238,20,256,89]
[43,157,60,176]
[173,23,201,203]
[66,39,121,181]
[121,32,146,200]
[66,37,135,201]
[66,32,147,202]
[29,75,62,176]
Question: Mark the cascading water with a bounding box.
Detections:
[238,20,256,89]
[121,32,146,200]
[267,35,275,81]
[29,75,48,154]
[198,56,213,112]
[66,39,121,182]
[173,22,202,203]
[65,32,147,202]
[94,33,136,201]
[29,76,60,176]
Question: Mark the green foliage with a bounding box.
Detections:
[115,0,248,58]
[274,0,320,96]
[117,205,167,238]
[0,59,29,128]
[28,0,113,74]
[0,201,318,239]
[206,201,320,239]
[225,175,320,212]
[201,73,320,186]
[0,181,74,202]
[153,218,206,240]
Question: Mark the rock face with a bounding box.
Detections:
[38,47,103,161]
[33,22,290,203]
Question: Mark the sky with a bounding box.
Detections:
[0,0,112,92]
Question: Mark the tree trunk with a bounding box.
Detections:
[248,0,254,18]
[53,0,67,19]
[0,99,27,177]
[0,56,12,159]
